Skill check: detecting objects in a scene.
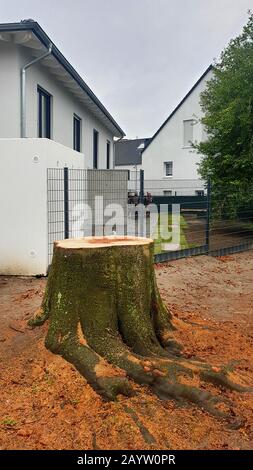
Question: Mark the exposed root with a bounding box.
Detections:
[152,378,228,418]
[28,307,49,327]
[45,334,134,401]
[30,237,252,422]
[200,369,253,393]
[123,405,157,445]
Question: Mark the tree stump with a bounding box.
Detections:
[30,236,251,418]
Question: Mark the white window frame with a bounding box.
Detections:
[164,161,173,177]
[183,119,194,148]
[163,190,172,196]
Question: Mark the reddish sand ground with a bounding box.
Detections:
[0,251,252,450]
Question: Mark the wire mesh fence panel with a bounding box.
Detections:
[48,169,253,266]
[143,179,208,260]
[47,168,65,264]
[47,168,129,265]
[209,183,253,255]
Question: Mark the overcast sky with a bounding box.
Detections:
[0,0,252,137]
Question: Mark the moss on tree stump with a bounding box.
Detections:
[29,236,251,420]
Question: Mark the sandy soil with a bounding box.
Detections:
[0,251,252,450]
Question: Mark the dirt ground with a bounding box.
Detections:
[0,251,253,450]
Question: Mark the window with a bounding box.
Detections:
[93,129,99,169]
[164,161,173,177]
[195,190,204,196]
[38,86,51,139]
[183,119,194,147]
[73,114,81,152]
[106,141,110,169]
[163,190,172,196]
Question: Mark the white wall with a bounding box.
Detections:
[0,42,20,138]
[0,138,84,276]
[115,164,142,171]
[0,42,115,169]
[24,59,114,169]
[142,70,213,187]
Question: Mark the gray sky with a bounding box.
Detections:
[0,0,252,137]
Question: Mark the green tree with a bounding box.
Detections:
[196,12,253,217]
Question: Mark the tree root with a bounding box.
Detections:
[30,237,252,423]
[46,334,135,401]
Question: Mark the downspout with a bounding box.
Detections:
[21,43,53,138]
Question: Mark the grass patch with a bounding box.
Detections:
[152,213,189,255]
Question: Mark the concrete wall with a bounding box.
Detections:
[0,42,115,169]
[0,138,84,275]
[141,69,213,188]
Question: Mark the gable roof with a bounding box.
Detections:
[115,137,151,166]
[0,20,125,138]
[142,65,213,153]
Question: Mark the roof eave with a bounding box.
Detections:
[0,21,125,138]
[142,64,213,153]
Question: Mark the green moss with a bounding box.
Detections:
[1,418,17,427]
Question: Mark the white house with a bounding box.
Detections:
[141,65,213,195]
[0,20,125,276]
[0,19,124,167]
[115,66,213,195]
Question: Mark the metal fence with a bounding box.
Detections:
[131,174,253,262]
[47,168,253,265]
[47,168,128,263]
[144,178,209,262]
[208,183,253,256]
[144,178,253,262]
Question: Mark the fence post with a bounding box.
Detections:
[64,167,69,239]
[205,177,211,253]
[139,169,144,204]
[139,170,144,236]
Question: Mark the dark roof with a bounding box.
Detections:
[0,20,125,138]
[142,65,213,153]
[115,138,151,166]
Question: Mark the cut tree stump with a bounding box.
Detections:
[29,236,251,419]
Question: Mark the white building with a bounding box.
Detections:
[0,20,125,275]
[0,19,124,167]
[141,66,213,195]
[115,66,213,195]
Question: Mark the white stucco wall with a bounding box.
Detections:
[0,42,20,138]
[115,164,142,171]
[0,138,84,275]
[0,42,115,169]
[141,69,213,191]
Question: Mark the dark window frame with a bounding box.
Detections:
[164,161,173,177]
[73,114,82,152]
[93,129,99,169]
[37,85,52,139]
[195,190,204,197]
[106,140,111,169]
